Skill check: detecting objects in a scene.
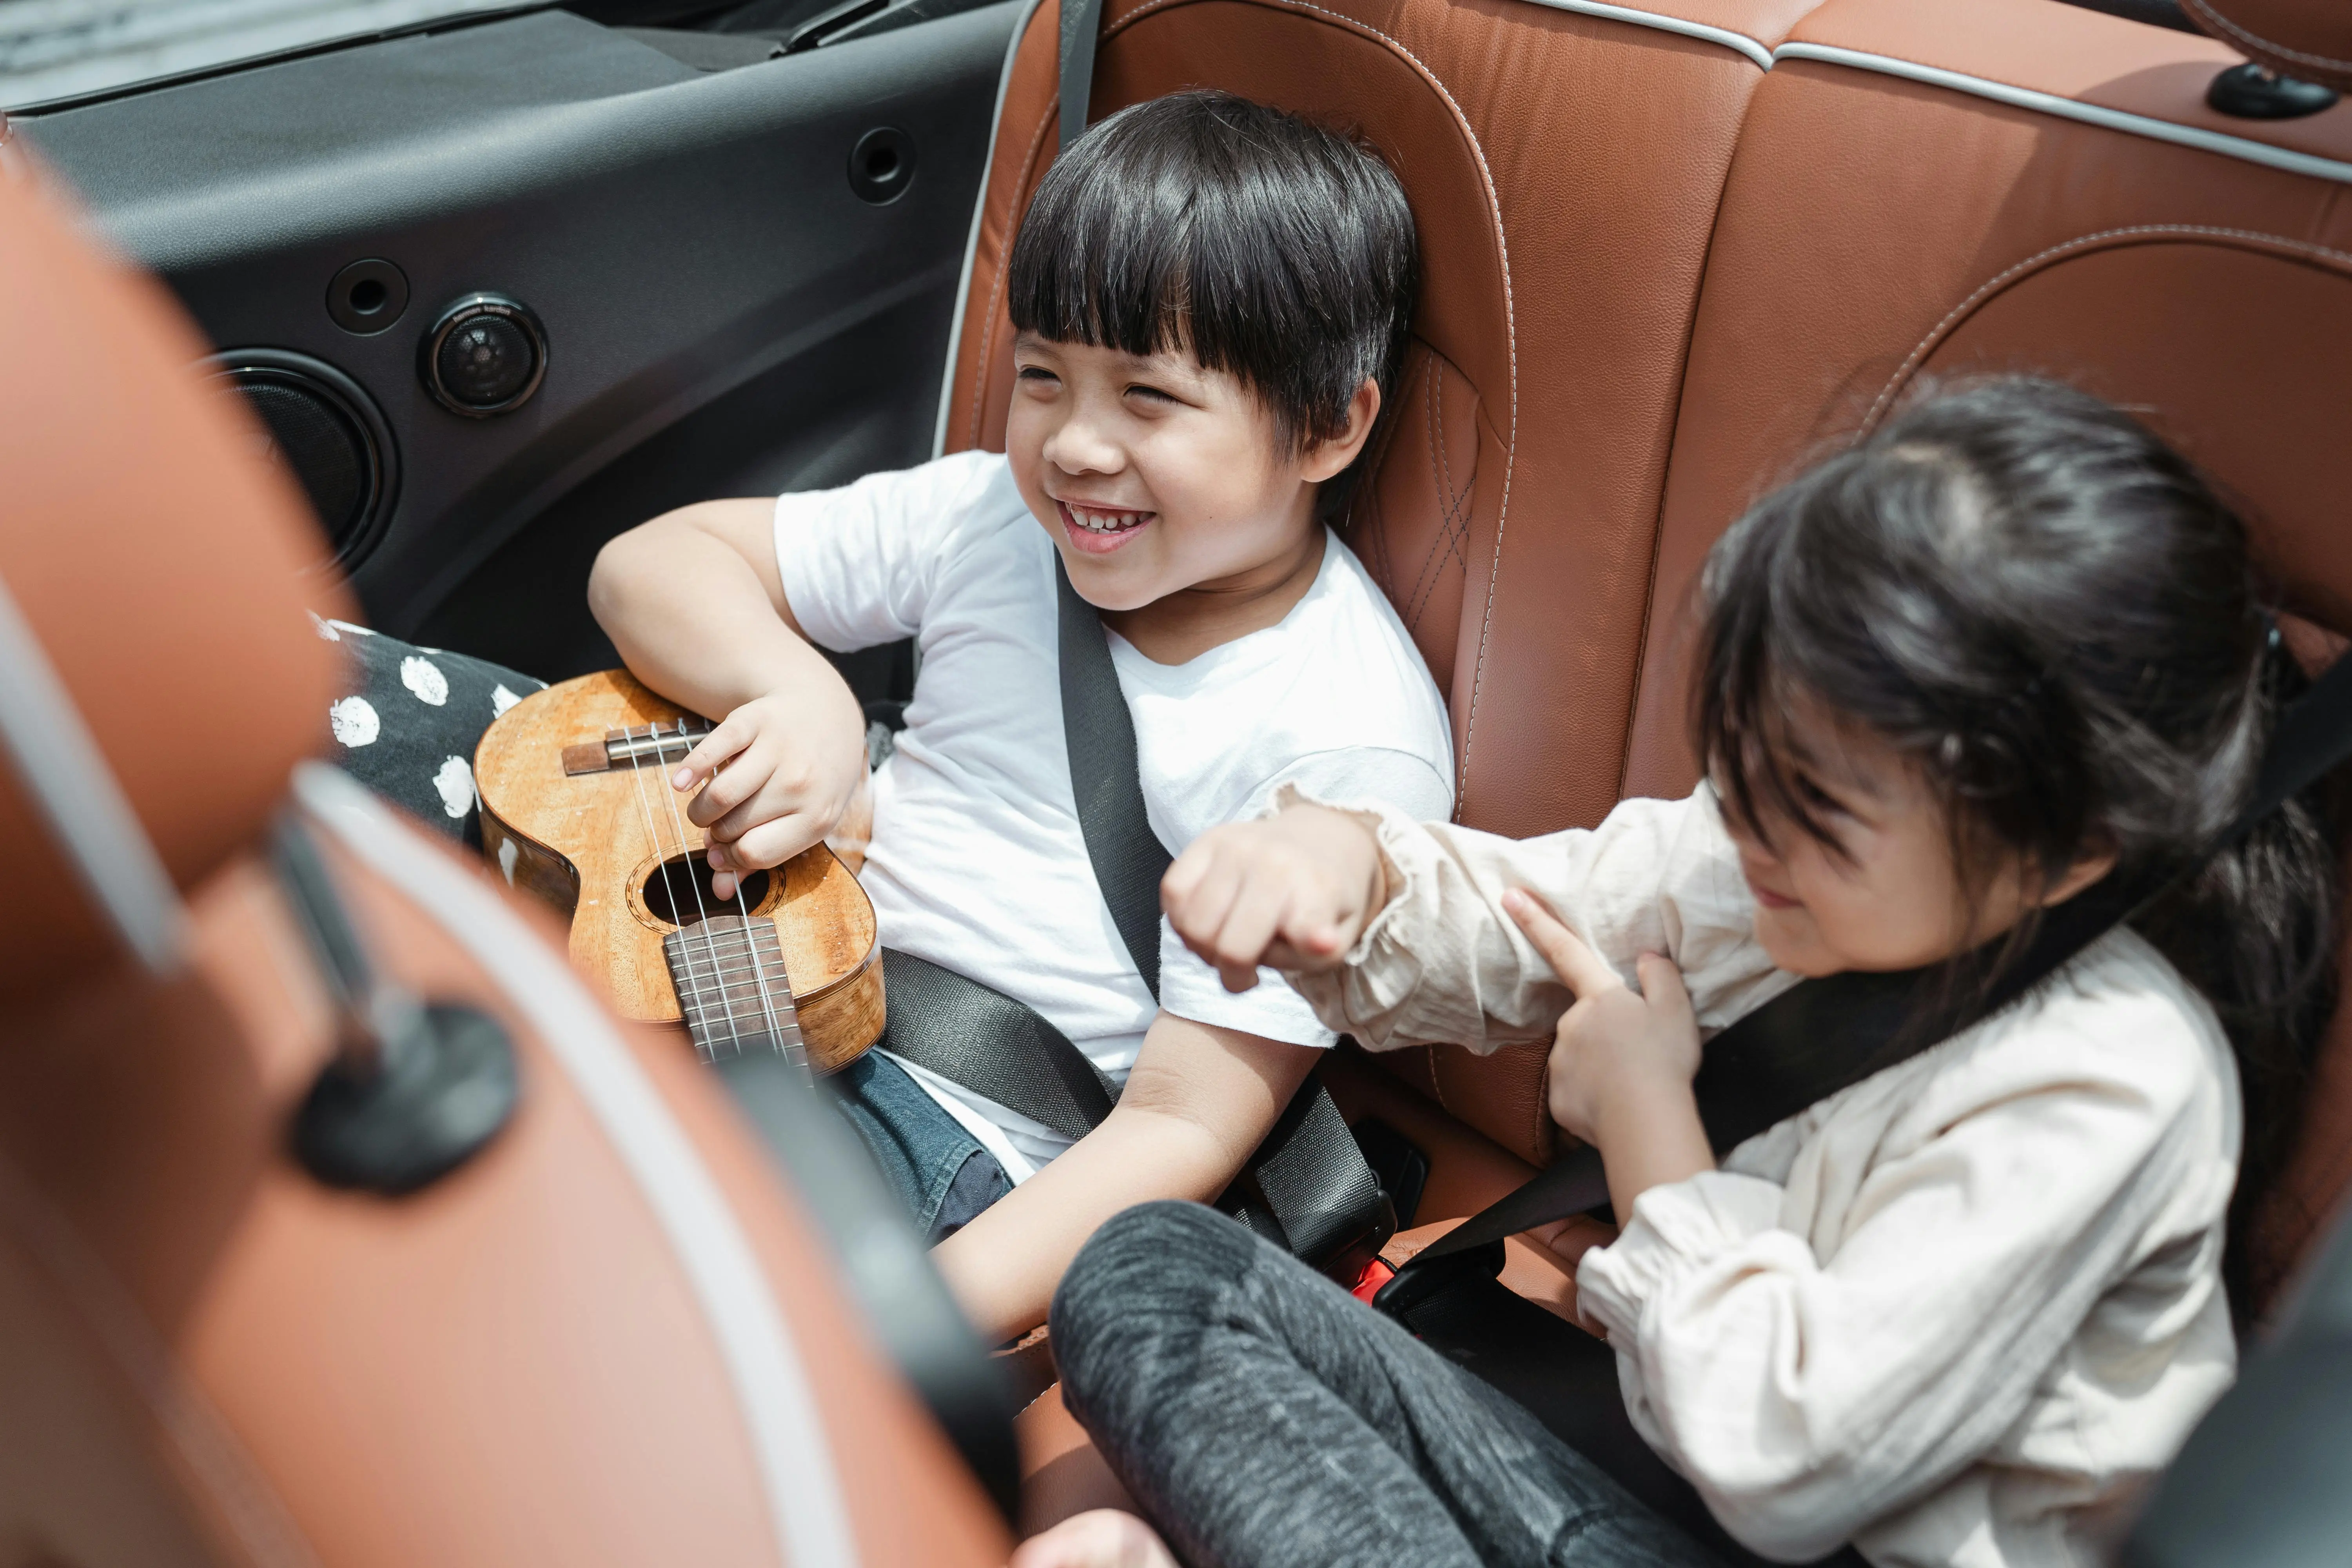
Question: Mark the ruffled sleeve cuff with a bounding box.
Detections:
[1263,782,1447,1049]
[1574,1170,1788,1338]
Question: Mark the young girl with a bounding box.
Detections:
[1015,378,2339,1568]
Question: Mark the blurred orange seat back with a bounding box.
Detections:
[0,159,1009,1566]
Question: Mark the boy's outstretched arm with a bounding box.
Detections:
[588,499,869,886]
[930,1013,1319,1345]
[1162,804,1392,991]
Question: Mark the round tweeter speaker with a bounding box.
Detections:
[206,349,397,572]
[419,294,547,417]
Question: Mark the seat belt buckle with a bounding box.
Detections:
[1348,1256,1396,1303]
[1370,1236,1506,1324]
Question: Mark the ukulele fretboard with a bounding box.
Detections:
[662,914,807,1071]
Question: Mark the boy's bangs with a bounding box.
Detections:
[1005,92,1417,464]
[1011,131,1334,452]
[1016,179,1206,371]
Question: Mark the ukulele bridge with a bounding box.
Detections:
[563,718,715,777]
[662,914,806,1071]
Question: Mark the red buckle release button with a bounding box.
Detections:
[1349,1257,1396,1304]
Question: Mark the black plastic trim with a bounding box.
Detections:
[328,257,412,335]
[2,4,559,116]
[848,124,918,202]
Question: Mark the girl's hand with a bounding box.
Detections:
[1162,804,1387,992]
[1503,887,1703,1151]
[1010,1510,1180,1568]
[668,686,869,899]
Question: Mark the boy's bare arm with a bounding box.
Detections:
[590,498,809,712]
[929,1014,1320,1344]
[588,499,869,879]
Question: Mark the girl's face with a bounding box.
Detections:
[1721,704,2112,978]
[1004,332,1376,613]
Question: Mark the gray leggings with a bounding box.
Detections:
[1051,1201,1726,1568]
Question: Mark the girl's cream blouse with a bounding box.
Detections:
[1279,784,2241,1568]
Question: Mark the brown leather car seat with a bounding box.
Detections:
[0,164,1007,1566]
[943,0,1828,1171]
[946,0,2352,1531]
[1628,0,2352,1310]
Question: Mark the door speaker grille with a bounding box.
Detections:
[207,350,397,573]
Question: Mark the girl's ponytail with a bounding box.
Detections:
[2138,633,2342,1316]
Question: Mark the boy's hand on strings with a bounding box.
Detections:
[668,686,868,900]
[1162,804,1387,992]
[1515,888,1703,1171]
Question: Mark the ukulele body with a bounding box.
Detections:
[474,669,883,1072]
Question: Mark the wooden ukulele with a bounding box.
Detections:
[473,669,883,1073]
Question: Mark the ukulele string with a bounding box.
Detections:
[625,722,740,1059]
[718,770,793,1065]
[654,719,751,1057]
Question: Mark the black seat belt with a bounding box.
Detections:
[877,559,1394,1272]
[1060,0,1105,154]
[1376,644,2352,1352]
[1358,651,2352,1568]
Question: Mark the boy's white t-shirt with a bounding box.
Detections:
[773,449,1454,1182]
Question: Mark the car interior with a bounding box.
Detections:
[3,0,2351,1557]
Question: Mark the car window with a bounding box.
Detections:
[0,0,538,111]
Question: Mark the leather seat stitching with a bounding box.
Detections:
[2180,0,2352,76]
[1416,374,1457,624]
[1098,0,1518,812]
[1867,224,2352,433]
[1402,365,1465,627]
[1527,1044,1550,1158]
[1356,348,1424,615]
[1411,369,1468,606]
[966,94,1062,451]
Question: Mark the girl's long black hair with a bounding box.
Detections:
[1693,376,2339,1322]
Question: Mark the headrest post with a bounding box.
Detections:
[2207,60,2340,118]
[2183,0,2352,98]
[281,766,520,1196]
[0,572,187,975]
[270,810,422,1078]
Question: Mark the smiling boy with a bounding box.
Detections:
[587,91,1452,1340]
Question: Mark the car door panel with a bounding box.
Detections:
[21,2,1024,676]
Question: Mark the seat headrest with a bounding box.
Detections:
[0,159,343,993]
[2183,0,2352,91]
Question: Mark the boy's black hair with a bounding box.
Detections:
[1693,375,2339,1323]
[1005,90,1418,520]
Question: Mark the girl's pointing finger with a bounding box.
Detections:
[1502,887,1621,998]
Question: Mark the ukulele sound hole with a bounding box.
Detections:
[642,853,771,927]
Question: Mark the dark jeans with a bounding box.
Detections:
[321,622,1010,1241]
[830,1051,1013,1242]
[1053,1201,1728,1568]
